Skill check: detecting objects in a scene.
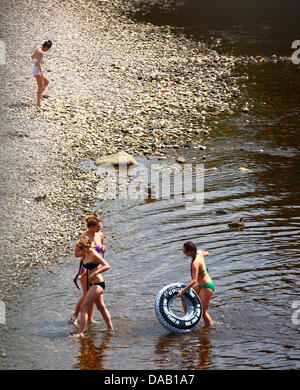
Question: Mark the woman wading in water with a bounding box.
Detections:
[31,40,52,107]
[71,215,106,325]
[176,241,214,326]
[69,236,113,337]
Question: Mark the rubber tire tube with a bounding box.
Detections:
[155,282,203,333]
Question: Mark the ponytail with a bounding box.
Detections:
[42,40,52,49]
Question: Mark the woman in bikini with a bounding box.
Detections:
[31,40,52,107]
[70,215,106,325]
[176,241,215,326]
[69,236,113,337]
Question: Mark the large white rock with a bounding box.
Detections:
[94,151,139,167]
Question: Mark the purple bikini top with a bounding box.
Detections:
[95,244,104,257]
[80,244,104,273]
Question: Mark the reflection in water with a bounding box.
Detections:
[73,330,113,370]
[155,328,214,369]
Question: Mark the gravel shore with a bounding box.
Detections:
[0,0,246,302]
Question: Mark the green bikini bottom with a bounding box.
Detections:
[198,282,215,291]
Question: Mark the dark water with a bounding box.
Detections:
[1,0,300,370]
[134,0,300,29]
[133,0,300,57]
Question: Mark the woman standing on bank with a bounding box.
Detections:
[176,241,214,326]
[70,236,113,337]
[31,40,52,107]
[71,215,106,325]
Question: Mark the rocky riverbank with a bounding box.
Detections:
[0,0,247,302]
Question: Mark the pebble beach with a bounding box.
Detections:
[0,0,299,371]
[0,0,250,302]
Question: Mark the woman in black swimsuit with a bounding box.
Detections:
[71,215,106,325]
[70,236,113,337]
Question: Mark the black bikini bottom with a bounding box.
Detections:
[90,281,105,290]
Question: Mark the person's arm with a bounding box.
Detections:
[77,268,86,280]
[99,232,106,253]
[73,259,86,286]
[176,261,198,298]
[33,49,44,74]
[88,250,110,280]
[38,54,43,75]
[31,48,37,59]
[74,234,85,257]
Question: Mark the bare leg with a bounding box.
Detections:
[94,293,114,331]
[198,288,213,326]
[76,286,100,336]
[71,274,94,323]
[71,295,84,324]
[34,75,43,107]
[41,74,49,96]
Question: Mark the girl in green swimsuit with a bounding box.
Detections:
[176,241,214,326]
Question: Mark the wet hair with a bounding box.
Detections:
[85,215,101,228]
[183,241,197,261]
[42,40,52,49]
[77,236,92,250]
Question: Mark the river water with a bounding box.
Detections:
[1,1,300,370]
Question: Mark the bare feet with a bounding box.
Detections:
[87,319,101,324]
[99,328,114,333]
[68,317,79,325]
[68,332,84,338]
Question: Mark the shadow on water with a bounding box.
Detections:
[134,0,300,26]
[132,0,300,57]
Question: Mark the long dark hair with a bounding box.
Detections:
[183,241,198,279]
[183,241,197,261]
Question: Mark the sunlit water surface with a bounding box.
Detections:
[1,1,300,370]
